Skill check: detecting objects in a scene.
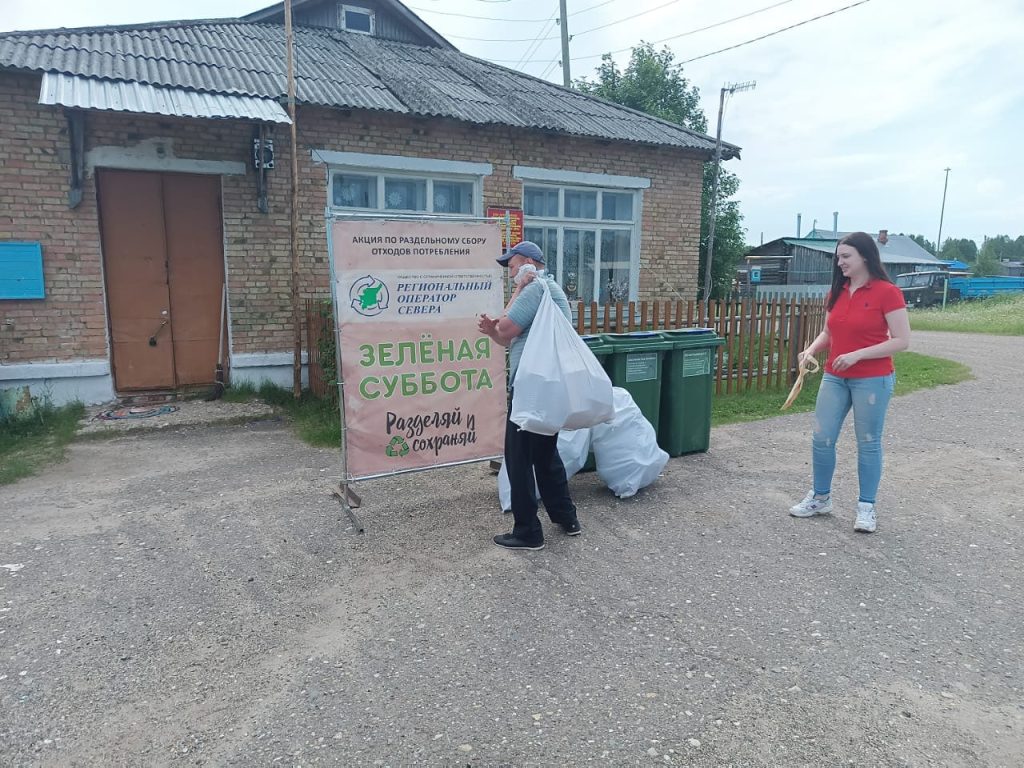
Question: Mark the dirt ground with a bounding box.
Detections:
[1,330,1021,767]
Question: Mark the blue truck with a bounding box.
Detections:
[895,270,1024,308]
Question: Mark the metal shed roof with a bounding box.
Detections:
[779,237,943,266]
[39,71,292,123]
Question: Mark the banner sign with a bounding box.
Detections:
[331,219,507,481]
[486,207,524,250]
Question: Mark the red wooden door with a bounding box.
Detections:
[97,170,175,391]
[97,170,224,392]
[164,174,224,386]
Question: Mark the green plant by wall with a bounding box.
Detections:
[316,300,338,401]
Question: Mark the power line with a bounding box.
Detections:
[539,56,562,80]
[406,0,615,24]
[513,7,560,70]
[444,0,682,43]
[516,20,559,69]
[570,0,800,60]
[574,0,682,37]
[518,27,559,70]
[677,0,873,65]
[486,0,797,63]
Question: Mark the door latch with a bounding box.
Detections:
[149,310,169,347]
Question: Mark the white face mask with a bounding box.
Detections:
[514,263,539,286]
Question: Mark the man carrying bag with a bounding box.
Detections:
[477,241,585,551]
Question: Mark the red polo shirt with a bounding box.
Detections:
[825,279,906,378]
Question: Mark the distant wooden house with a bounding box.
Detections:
[740,229,943,296]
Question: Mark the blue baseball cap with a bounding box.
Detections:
[497,240,545,266]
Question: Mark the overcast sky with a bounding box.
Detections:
[4,0,1021,246]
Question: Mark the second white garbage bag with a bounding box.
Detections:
[590,387,669,499]
[498,428,592,512]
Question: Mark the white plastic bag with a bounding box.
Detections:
[558,428,593,477]
[510,281,614,435]
[590,387,669,499]
[498,428,592,512]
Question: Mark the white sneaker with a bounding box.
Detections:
[854,502,877,533]
[790,491,833,517]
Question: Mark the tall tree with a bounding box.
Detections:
[576,44,746,300]
[980,235,1017,262]
[974,237,1005,276]
[939,237,978,263]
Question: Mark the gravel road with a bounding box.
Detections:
[1,330,1021,767]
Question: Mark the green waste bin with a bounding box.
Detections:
[579,335,612,472]
[600,331,673,435]
[658,328,725,456]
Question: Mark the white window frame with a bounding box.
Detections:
[314,150,491,218]
[340,4,375,35]
[516,168,647,304]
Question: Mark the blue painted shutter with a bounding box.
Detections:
[0,242,45,299]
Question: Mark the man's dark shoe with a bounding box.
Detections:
[493,533,544,551]
[560,519,582,536]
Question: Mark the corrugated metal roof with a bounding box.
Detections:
[782,237,942,265]
[784,238,837,254]
[39,71,292,123]
[0,21,737,155]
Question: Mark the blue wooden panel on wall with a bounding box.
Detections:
[0,242,45,299]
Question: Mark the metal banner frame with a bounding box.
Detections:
[325,213,508,532]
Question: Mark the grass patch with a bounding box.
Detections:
[909,293,1024,335]
[0,401,86,485]
[289,398,342,446]
[712,351,972,426]
[223,381,341,446]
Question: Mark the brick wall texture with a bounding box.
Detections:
[0,71,706,367]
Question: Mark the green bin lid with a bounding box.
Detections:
[662,327,714,336]
[600,331,674,351]
[580,334,611,351]
[658,329,724,348]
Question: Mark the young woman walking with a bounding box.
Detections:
[790,232,911,532]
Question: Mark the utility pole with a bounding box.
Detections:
[559,0,571,87]
[702,80,755,309]
[935,167,951,258]
[285,0,301,398]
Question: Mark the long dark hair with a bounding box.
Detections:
[826,231,892,310]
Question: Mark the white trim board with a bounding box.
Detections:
[312,149,492,177]
[230,352,309,391]
[0,359,110,381]
[513,166,650,189]
[0,360,115,406]
[87,141,246,176]
[231,352,309,368]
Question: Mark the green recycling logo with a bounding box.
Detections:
[349,274,389,317]
[386,436,410,458]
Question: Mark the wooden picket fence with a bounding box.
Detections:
[305,297,825,399]
[574,298,826,395]
[305,299,334,399]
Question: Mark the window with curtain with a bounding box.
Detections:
[522,184,640,303]
[330,171,476,216]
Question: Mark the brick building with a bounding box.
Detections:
[0,0,739,405]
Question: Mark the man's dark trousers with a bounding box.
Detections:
[505,398,577,543]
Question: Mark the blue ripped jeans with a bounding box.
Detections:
[812,372,895,504]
